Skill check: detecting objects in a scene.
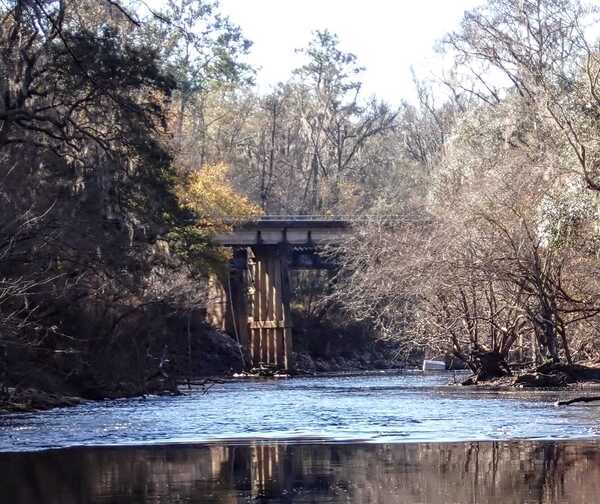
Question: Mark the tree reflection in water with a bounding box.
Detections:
[1,440,599,503]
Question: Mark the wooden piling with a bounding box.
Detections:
[246,245,293,370]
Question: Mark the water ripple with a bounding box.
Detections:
[1,372,600,452]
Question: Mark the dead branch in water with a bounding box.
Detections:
[555,396,600,406]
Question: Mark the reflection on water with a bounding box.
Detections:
[2,439,600,503]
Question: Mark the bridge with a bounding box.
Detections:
[207,216,353,371]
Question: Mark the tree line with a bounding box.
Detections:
[331,0,600,381]
[0,0,260,397]
[3,0,600,394]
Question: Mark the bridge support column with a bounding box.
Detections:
[206,250,250,357]
[247,244,293,370]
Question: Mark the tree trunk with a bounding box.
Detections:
[468,350,511,383]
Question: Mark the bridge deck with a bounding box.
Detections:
[214,217,351,247]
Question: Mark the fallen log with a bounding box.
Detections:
[555,396,600,406]
[536,363,600,382]
[514,372,568,388]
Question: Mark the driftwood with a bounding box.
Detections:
[536,362,600,382]
[513,372,569,388]
[515,363,600,388]
[176,378,225,394]
[555,396,600,406]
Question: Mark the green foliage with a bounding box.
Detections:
[148,0,254,94]
[166,225,229,274]
[295,29,364,98]
[0,0,254,396]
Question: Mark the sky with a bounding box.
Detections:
[217,0,483,104]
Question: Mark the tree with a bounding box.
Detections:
[146,0,253,168]
[292,30,397,212]
[0,0,253,397]
[442,0,600,192]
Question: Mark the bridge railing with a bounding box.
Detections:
[253,215,351,221]
[221,215,406,224]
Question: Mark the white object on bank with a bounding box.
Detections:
[422,360,446,371]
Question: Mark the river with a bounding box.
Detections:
[2,372,600,502]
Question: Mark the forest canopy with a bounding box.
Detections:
[3,0,600,395]
[330,0,600,381]
[0,0,256,395]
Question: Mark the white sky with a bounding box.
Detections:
[217,0,483,104]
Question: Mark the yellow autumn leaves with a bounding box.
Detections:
[176,163,262,230]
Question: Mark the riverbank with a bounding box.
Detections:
[460,361,600,392]
[0,362,404,414]
[6,361,600,414]
[1,316,406,413]
[5,318,600,414]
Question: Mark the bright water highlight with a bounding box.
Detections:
[2,372,600,451]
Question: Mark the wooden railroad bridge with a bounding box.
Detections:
[207,216,352,371]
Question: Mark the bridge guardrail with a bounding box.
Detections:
[220,215,406,223]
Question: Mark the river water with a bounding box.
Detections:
[2,372,600,503]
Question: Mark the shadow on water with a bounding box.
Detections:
[1,439,600,503]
